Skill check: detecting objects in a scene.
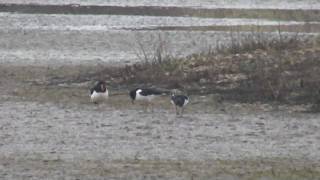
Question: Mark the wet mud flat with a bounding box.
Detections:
[1,99,320,179]
[1,65,320,179]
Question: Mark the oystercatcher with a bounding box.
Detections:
[90,81,109,104]
[129,88,164,111]
[171,94,189,116]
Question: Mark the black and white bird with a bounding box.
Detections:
[90,81,109,104]
[129,88,163,104]
[171,94,189,116]
[129,88,164,111]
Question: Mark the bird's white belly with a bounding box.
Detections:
[183,99,189,106]
[136,93,155,101]
[170,100,174,105]
[91,91,109,103]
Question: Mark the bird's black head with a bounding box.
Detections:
[99,81,108,92]
[171,89,179,98]
[129,88,139,104]
[171,93,175,100]
[91,81,107,94]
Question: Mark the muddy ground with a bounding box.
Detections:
[0,64,320,180]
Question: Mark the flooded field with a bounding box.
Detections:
[0,1,319,66]
[2,0,320,9]
[2,29,316,66]
[0,1,320,179]
[0,11,317,66]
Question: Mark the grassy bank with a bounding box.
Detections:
[90,33,320,106]
[2,31,319,108]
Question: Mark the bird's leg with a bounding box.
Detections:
[175,106,179,115]
[96,101,105,111]
[93,102,100,110]
[146,100,154,113]
[143,101,148,113]
[145,101,149,113]
[172,105,176,114]
[150,101,154,113]
[180,107,184,117]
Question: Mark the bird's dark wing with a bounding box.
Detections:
[129,89,138,100]
[180,95,189,100]
[172,96,183,107]
[140,89,162,96]
[172,95,188,107]
[90,88,94,95]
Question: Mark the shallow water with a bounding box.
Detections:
[1,29,313,66]
[2,0,320,9]
[0,12,315,66]
[1,13,307,30]
[0,1,318,66]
